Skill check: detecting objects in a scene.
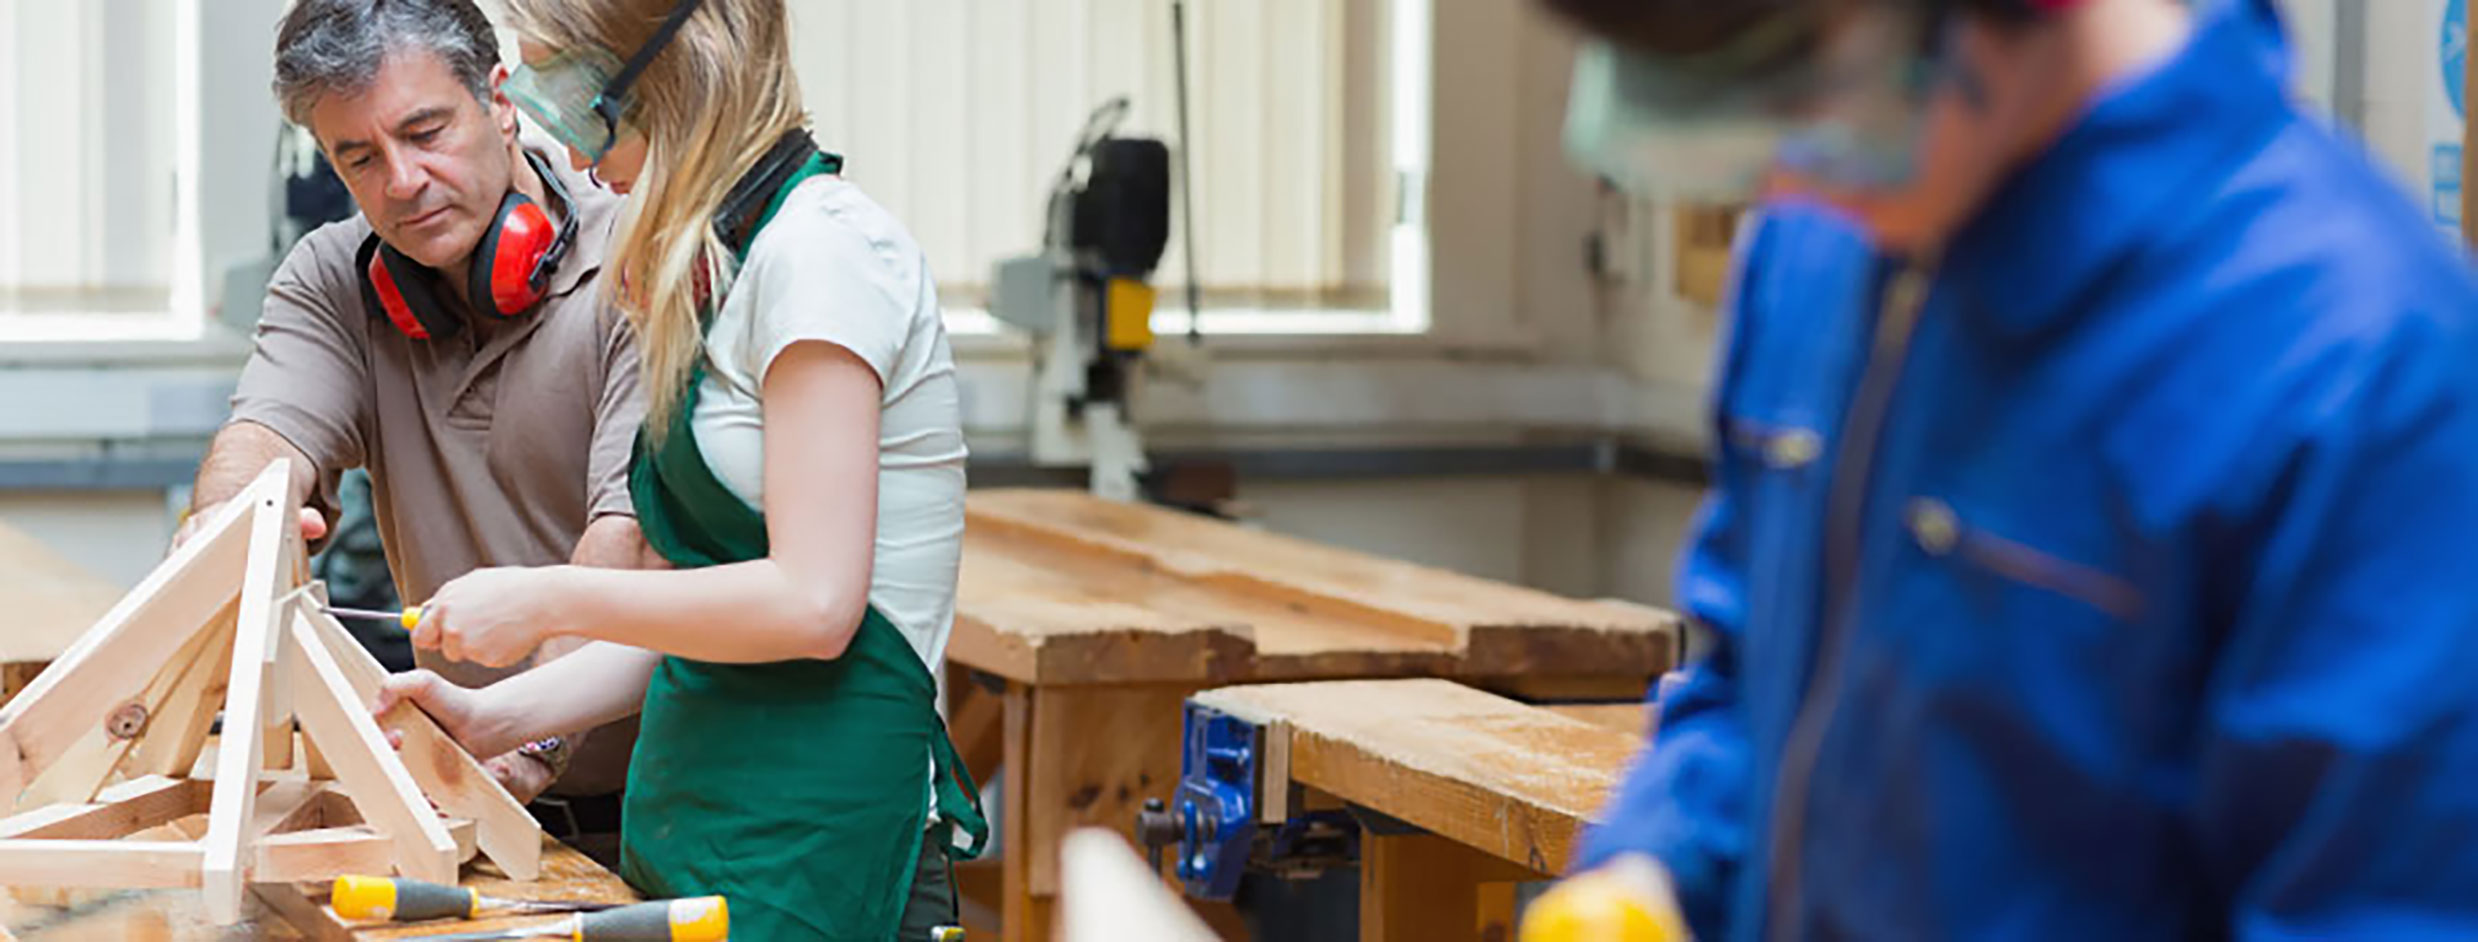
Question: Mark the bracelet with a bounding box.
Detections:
[516,735,572,777]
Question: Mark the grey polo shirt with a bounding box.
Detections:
[228,143,642,794]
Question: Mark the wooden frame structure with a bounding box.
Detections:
[0,462,539,923]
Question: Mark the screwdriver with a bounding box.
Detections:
[390,897,728,942]
[332,875,625,921]
[324,603,426,631]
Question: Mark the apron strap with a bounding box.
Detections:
[928,716,991,860]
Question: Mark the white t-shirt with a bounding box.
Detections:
[688,174,967,677]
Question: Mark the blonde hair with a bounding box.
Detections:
[498,0,806,438]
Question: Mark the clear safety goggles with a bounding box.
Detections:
[504,46,631,163]
[1564,4,1944,201]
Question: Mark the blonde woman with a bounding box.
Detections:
[371,0,985,937]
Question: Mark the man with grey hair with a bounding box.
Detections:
[178,0,647,861]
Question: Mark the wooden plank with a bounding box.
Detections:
[1193,679,1636,874]
[953,546,1261,686]
[0,777,205,840]
[953,490,1679,685]
[973,490,1670,639]
[282,619,459,887]
[249,780,330,841]
[125,607,238,780]
[296,608,542,880]
[1542,702,1651,739]
[251,819,475,884]
[0,487,257,798]
[1472,673,1659,702]
[16,610,232,810]
[200,469,300,924]
[0,840,203,889]
[263,596,301,777]
[252,826,396,884]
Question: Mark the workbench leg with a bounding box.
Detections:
[1362,833,1479,941]
[1363,833,1531,942]
[1000,682,1208,942]
[1479,882,1520,942]
[1000,683,1050,942]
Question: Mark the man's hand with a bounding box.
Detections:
[171,501,326,552]
[479,751,557,804]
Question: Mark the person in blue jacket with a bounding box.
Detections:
[1540,0,2478,937]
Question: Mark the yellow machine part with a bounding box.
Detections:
[1104,277,1156,352]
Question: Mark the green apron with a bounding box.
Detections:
[619,153,989,941]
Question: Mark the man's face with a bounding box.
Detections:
[308,49,518,270]
[1760,20,2040,253]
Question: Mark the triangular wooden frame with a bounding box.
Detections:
[0,462,541,924]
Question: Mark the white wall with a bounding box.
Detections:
[197,0,286,317]
[0,491,178,588]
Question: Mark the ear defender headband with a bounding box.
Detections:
[359,149,579,340]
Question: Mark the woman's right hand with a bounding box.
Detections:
[372,669,521,761]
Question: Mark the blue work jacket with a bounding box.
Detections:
[1578,1,2478,938]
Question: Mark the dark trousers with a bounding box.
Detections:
[528,792,625,871]
[896,834,960,941]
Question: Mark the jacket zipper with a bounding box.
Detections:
[1764,265,1931,942]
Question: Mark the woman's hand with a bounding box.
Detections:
[372,669,522,760]
[372,670,551,800]
[410,566,576,668]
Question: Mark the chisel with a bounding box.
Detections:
[390,897,728,942]
[331,875,624,921]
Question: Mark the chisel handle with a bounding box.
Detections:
[332,874,480,921]
[575,896,729,942]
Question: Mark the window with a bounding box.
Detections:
[787,0,1430,333]
[0,0,198,339]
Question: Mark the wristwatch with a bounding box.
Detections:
[516,735,572,778]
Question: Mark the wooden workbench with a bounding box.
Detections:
[1192,679,1642,942]
[947,490,1680,942]
[0,832,633,940]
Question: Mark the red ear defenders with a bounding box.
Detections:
[357,150,578,340]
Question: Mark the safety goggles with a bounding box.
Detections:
[502,0,707,165]
[505,46,631,162]
[1563,3,1947,200]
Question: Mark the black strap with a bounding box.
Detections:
[591,0,708,140]
[712,129,837,251]
[521,149,580,292]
